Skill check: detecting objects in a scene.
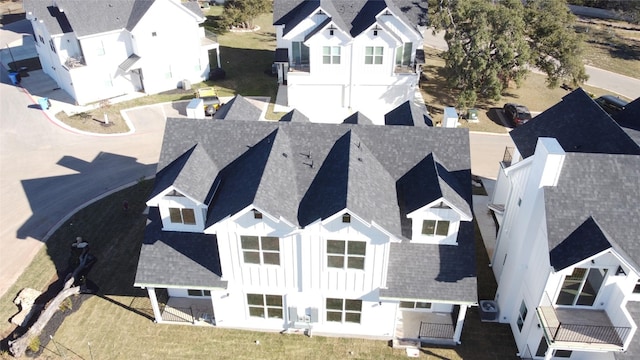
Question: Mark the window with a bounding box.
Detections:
[168,207,196,225]
[399,301,431,310]
[152,31,157,37]
[554,350,572,358]
[556,267,608,306]
[342,213,351,223]
[187,289,211,297]
[322,46,340,64]
[326,298,362,323]
[395,42,412,66]
[535,337,548,357]
[292,41,309,67]
[327,240,366,270]
[49,39,57,53]
[421,220,450,236]
[634,280,640,294]
[39,35,44,44]
[517,300,528,331]
[247,294,283,319]
[365,46,383,64]
[241,236,280,265]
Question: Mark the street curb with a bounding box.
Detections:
[41,176,155,244]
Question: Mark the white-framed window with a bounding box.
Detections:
[247,294,283,319]
[169,207,196,225]
[241,236,280,265]
[395,42,412,66]
[327,239,365,270]
[292,41,310,67]
[49,39,57,53]
[188,289,211,297]
[322,46,340,64]
[326,298,362,323]
[399,301,431,310]
[517,300,528,332]
[364,46,383,64]
[422,219,450,236]
[556,267,607,306]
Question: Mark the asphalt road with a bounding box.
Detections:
[0,67,164,297]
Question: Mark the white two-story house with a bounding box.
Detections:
[273,0,427,124]
[489,88,640,360]
[134,117,476,346]
[23,0,218,105]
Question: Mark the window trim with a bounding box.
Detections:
[364,46,383,65]
[399,301,431,310]
[240,235,281,266]
[421,219,450,237]
[187,289,211,297]
[326,239,366,270]
[556,267,608,307]
[247,293,284,320]
[517,300,528,332]
[326,298,362,324]
[322,46,341,64]
[168,207,196,225]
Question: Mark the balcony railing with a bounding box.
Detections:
[289,63,310,72]
[537,293,631,349]
[501,146,514,168]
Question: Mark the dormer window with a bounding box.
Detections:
[253,210,263,219]
[422,219,450,236]
[169,207,196,225]
[342,213,351,223]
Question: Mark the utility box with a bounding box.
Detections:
[186,98,205,119]
[182,79,191,90]
[479,300,499,322]
[468,108,479,122]
[443,107,459,128]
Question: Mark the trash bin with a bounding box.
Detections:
[468,108,479,122]
[38,97,50,110]
[8,71,21,85]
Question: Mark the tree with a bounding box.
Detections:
[430,0,587,107]
[221,0,272,30]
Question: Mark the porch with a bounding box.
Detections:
[394,310,457,346]
[160,297,215,326]
[537,304,631,350]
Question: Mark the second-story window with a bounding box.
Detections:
[169,207,196,225]
[422,219,450,236]
[327,239,365,270]
[364,46,383,64]
[395,43,412,67]
[322,46,340,64]
[292,41,309,68]
[49,39,57,54]
[241,236,280,265]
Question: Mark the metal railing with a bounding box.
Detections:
[502,146,514,167]
[204,29,219,43]
[538,292,631,347]
[289,63,310,72]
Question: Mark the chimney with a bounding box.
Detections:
[533,138,566,188]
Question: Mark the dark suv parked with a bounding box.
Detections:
[503,103,532,126]
[594,95,628,115]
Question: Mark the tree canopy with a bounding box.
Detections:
[430,0,588,107]
[220,0,272,30]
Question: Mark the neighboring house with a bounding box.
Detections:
[23,0,218,105]
[134,117,477,346]
[489,88,640,360]
[273,0,428,124]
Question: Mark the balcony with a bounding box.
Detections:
[537,293,632,351]
[289,63,310,73]
[501,146,514,168]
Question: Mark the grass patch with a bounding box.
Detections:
[576,17,640,79]
[420,47,624,132]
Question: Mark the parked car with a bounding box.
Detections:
[195,87,221,116]
[594,95,628,115]
[503,103,532,126]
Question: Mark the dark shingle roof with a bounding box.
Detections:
[280,109,310,122]
[342,112,373,125]
[135,208,226,288]
[510,88,640,158]
[613,97,640,146]
[381,219,476,303]
[274,0,427,37]
[152,119,474,301]
[385,100,430,126]
[213,95,262,121]
[545,153,640,271]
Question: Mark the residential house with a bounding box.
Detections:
[489,88,640,360]
[134,117,477,345]
[273,0,428,124]
[23,0,218,105]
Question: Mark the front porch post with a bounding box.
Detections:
[215,47,221,69]
[147,287,162,323]
[453,304,469,344]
